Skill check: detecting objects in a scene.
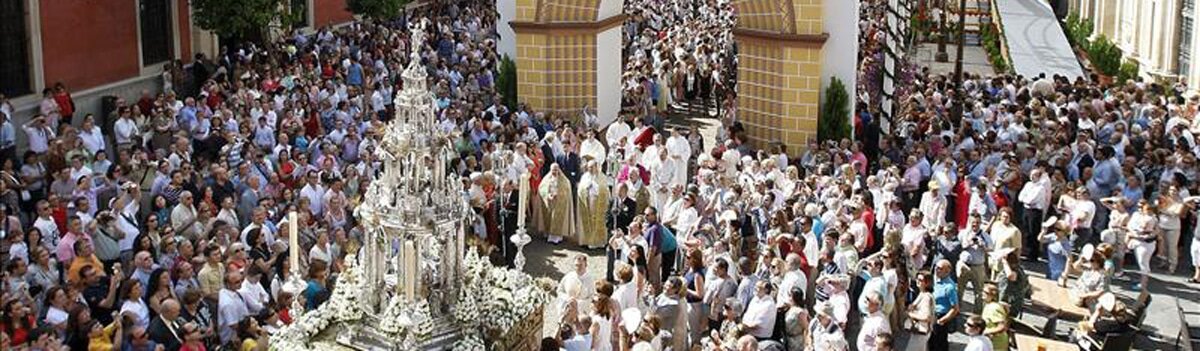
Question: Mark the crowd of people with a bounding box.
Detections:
[547,22,1194,351]
[0,0,1196,350]
[0,0,514,349]
[620,0,737,129]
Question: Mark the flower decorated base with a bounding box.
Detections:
[337,315,462,351]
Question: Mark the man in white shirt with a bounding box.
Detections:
[776,254,808,305]
[648,149,675,210]
[919,181,948,229]
[114,111,140,148]
[218,270,249,344]
[171,191,203,240]
[239,266,271,315]
[300,170,326,217]
[856,290,891,351]
[963,316,993,351]
[33,200,61,251]
[556,255,595,321]
[1069,187,1097,245]
[1018,168,1052,258]
[740,280,778,339]
[21,115,55,154]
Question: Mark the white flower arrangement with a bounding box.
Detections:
[377,295,434,349]
[455,249,553,344]
[452,333,487,351]
[270,256,368,350]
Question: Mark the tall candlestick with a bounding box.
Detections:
[403,240,417,299]
[288,212,299,271]
[518,171,530,227]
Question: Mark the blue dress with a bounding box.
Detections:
[1046,238,1072,280]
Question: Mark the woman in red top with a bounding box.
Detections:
[304,109,323,139]
[278,151,298,189]
[953,177,972,229]
[52,82,75,124]
[0,299,36,346]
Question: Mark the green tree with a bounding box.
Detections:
[192,0,297,43]
[347,0,410,21]
[818,77,852,142]
[497,55,519,110]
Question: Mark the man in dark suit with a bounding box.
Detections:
[148,298,184,351]
[497,180,520,268]
[606,183,639,282]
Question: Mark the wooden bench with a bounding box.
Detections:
[1028,276,1091,320]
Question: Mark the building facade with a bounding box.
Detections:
[0,0,355,129]
[1073,0,1190,83]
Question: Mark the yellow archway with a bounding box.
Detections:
[510,0,624,126]
[731,0,828,149]
[510,0,830,149]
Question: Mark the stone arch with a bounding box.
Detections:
[536,0,601,22]
[733,0,797,33]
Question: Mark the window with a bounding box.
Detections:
[292,0,310,28]
[0,0,31,97]
[139,0,173,65]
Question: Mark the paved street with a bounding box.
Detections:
[995,0,1085,78]
[914,43,997,77]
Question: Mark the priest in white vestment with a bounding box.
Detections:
[666,129,692,187]
[648,149,676,211]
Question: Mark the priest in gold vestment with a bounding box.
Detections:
[540,163,575,244]
[576,160,610,249]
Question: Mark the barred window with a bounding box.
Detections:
[140,0,173,65]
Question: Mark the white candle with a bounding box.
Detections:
[518,171,530,227]
[404,240,417,299]
[288,212,299,272]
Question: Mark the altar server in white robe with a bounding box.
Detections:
[580,131,607,168]
[666,129,692,187]
[605,116,631,150]
[507,142,533,182]
[720,140,741,179]
[641,134,665,170]
[648,148,676,210]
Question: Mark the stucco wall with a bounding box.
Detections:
[595,26,621,127]
[498,0,518,59]
[820,0,857,114]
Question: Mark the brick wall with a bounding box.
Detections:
[516,32,598,114]
[736,39,823,148]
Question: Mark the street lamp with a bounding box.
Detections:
[935,0,949,62]
[952,0,967,125]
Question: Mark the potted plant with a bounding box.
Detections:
[1087,35,1121,85]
